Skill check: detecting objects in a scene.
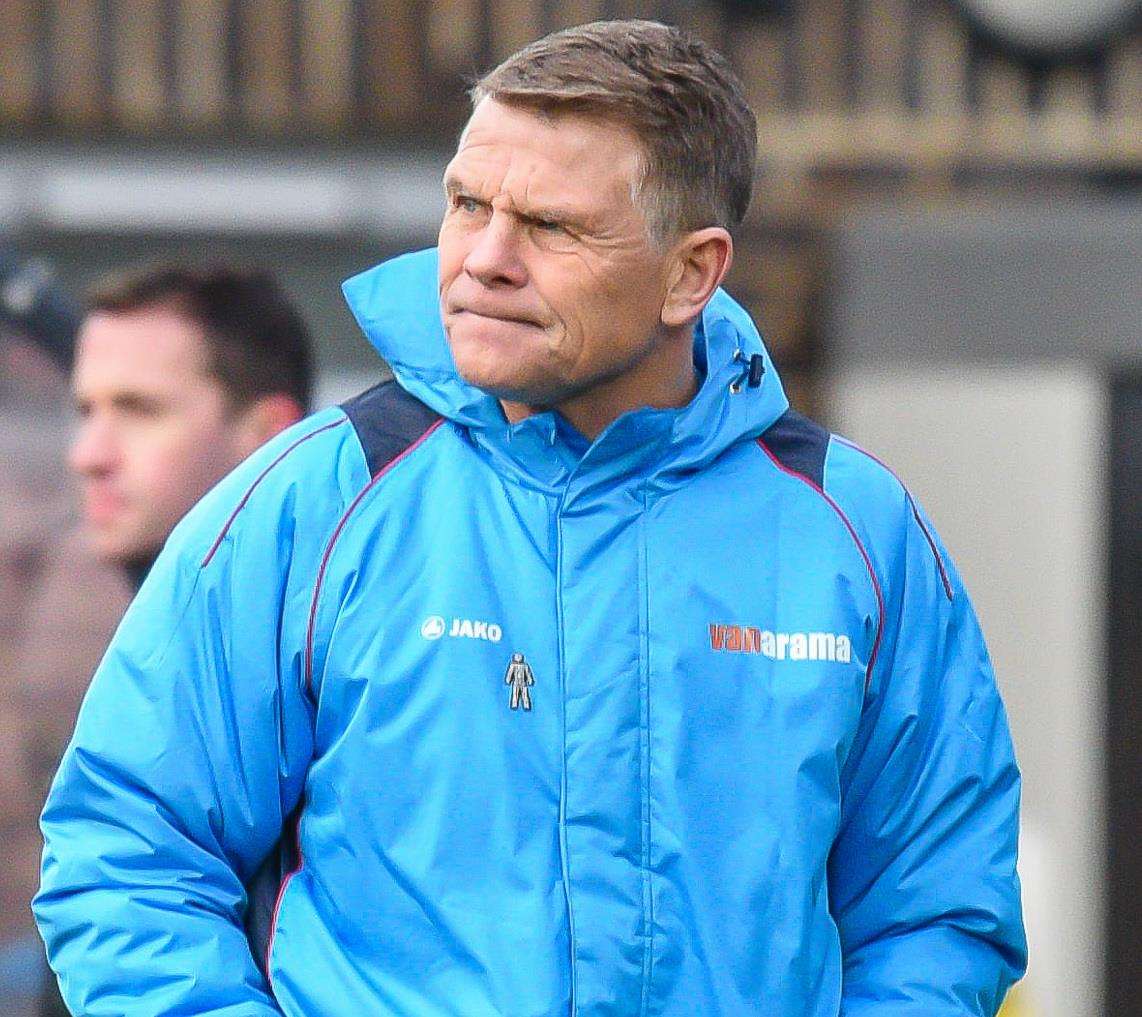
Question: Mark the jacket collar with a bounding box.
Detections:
[342,248,788,495]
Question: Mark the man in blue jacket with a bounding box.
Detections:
[35,19,1026,1016]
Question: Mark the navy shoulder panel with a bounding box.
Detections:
[341,379,442,477]
[758,409,831,488]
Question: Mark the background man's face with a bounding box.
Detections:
[437,99,674,413]
[69,305,244,567]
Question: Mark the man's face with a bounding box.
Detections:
[438,99,676,418]
[69,305,244,567]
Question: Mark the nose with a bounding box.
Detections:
[462,209,528,289]
[68,413,118,479]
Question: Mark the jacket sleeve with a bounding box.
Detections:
[33,416,353,1015]
[828,485,1027,1016]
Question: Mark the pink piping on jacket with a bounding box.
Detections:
[755,437,886,687]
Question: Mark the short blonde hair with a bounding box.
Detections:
[471,19,757,241]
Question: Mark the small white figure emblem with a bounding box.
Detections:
[503,652,535,711]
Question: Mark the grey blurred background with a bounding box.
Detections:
[1,2,1139,1015]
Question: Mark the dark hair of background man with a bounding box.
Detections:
[88,265,314,412]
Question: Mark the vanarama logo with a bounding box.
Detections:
[709,624,852,663]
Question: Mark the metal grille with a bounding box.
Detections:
[1,1,1137,165]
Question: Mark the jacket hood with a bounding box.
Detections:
[343,248,788,488]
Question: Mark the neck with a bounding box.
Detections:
[501,326,699,440]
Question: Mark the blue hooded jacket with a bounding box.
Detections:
[36,248,1025,1015]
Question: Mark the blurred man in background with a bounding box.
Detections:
[5,265,313,1015]
[69,266,314,584]
[21,265,313,786]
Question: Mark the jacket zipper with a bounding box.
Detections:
[554,501,578,1016]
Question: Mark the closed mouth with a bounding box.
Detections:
[454,308,541,328]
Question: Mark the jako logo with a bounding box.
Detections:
[709,624,852,663]
[421,616,503,643]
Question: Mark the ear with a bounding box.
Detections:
[660,227,733,330]
[231,393,306,457]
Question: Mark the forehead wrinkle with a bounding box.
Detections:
[507,153,637,234]
[448,147,562,220]
[446,141,522,199]
[447,116,647,238]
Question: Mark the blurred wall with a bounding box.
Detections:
[830,364,1107,1017]
[826,201,1142,1017]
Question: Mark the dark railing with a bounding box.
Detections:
[2,1,1138,155]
